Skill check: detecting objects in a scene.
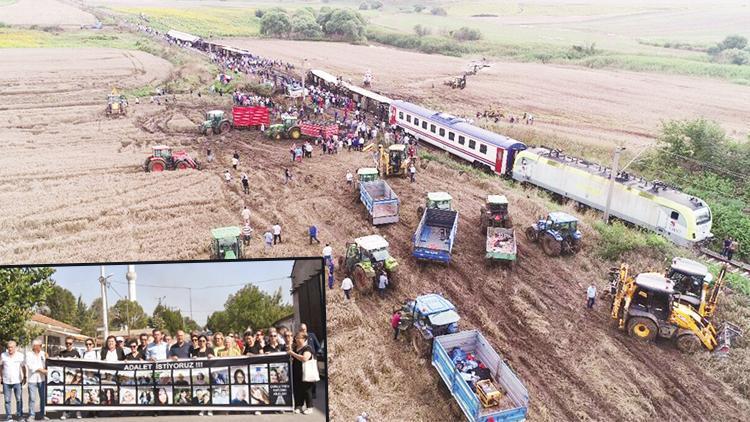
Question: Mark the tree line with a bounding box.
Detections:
[258,6,367,43]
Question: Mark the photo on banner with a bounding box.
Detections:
[1,258,326,419]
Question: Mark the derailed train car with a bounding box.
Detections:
[511,147,713,247]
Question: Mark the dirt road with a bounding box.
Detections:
[224,38,750,150]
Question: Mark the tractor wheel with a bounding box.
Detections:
[627,317,658,342]
[570,239,582,254]
[289,127,301,140]
[676,333,702,353]
[541,235,562,257]
[219,121,231,134]
[175,160,189,170]
[148,159,166,172]
[417,206,424,217]
[525,227,538,242]
[353,266,371,294]
[337,256,344,268]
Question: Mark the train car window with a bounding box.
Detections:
[422,121,428,129]
[439,128,445,137]
[458,135,465,145]
[398,111,404,120]
[469,139,476,149]
[670,211,679,220]
[479,144,487,154]
[430,124,436,133]
[448,132,455,141]
[406,115,412,123]
[414,118,419,126]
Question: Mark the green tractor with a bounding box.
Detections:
[266,114,302,140]
[417,191,453,217]
[200,110,231,135]
[210,227,243,260]
[340,235,398,293]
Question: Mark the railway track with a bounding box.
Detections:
[700,247,750,279]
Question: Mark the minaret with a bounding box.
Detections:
[126,265,137,302]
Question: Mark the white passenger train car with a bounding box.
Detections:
[388,100,527,176]
[511,147,713,246]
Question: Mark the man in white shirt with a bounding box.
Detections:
[322,243,333,264]
[341,277,353,301]
[345,171,353,188]
[586,284,597,309]
[378,273,389,298]
[241,206,251,224]
[272,223,282,244]
[26,340,48,421]
[145,329,168,361]
[1,340,26,421]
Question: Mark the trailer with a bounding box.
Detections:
[413,207,458,263]
[232,105,270,128]
[360,180,400,225]
[433,330,529,422]
[486,227,516,262]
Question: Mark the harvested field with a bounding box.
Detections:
[224,39,750,149]
[0,0,96,26]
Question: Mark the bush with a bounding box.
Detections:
[254,9,264,18]
[451,26,481,41]
[431,7,447,16]
[359,2,369,10]
[413,24,431,37]
[566,42,599,59]
[260,10,291,37]
[367,29,476,56]
[370,0,383,9]
[593,221,672,261]
[715,48,750,65]
[291,12,323,39]
[719,34,748,51]
[414,5,425,13]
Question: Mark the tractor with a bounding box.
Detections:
[143,145,201,172]
[525,211,581,256]
[266,114,302,140]
[355,167,379,191]
[200,110,231,135]
[609,264,718,353]
[106,88,127,116]
[210,227,243,260]
[666,257,727,319]
[397,293,460,357]
[417,191,453,217]
[340,235,398,293]
[480,195,512,231]
[378,144,411,178]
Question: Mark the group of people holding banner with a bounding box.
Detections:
[1,323,322,420]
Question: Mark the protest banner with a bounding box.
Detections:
[46,354,293,412]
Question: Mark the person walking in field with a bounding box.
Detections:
[263,231,273,252]
[586,284,597,309]
[341,277,353,301]
[207,148,214,163]
[346,170,353,188]
[241,206,251,224]
[409,164,416,183]
[241,173,250,194]
[322,243,333,264]
[224,170,231,183]
[242,222,253,246]
[232,151,240,170]
[309,225,320,245]
[283,168,293,185]
[378,272,389,298]
[390,311,401,340]
[272,223,282,244]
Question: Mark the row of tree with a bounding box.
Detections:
[258,6,367,43]
[708,34,749,65]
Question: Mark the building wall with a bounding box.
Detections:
[291,259,326,344]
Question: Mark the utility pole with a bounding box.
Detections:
[188,287,193,322]
[604,147,625,222]
[99,267,112,341]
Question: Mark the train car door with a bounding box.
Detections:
[495,148,505,174]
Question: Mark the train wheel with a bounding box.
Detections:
[627,317,657,342]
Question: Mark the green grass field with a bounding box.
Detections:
[114,6,260,38]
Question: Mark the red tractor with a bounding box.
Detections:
[143,145,201,172]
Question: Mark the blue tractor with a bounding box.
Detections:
[525,211,582,256]
[397,293,460,357]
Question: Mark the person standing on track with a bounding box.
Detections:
[728,238,739,261]
[586,284,597,309]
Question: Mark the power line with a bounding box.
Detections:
[652,149,750,182]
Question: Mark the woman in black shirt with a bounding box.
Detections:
[190,335,214,358]
[288,332,315,415]
[124,340,143,361]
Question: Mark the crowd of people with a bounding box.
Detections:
[1,323,323,420]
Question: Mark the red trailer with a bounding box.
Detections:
[232,106,270,128]
[299,122,338,139]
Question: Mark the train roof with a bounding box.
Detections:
[310,69,338,84]
[524,147,709,211]
[166,29,200,43]
[392,100,527,151]
[344,83,392,104]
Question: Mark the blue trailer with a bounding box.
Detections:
[413,207,458,263]
[433,330,529,422]
[360,180,400,225]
